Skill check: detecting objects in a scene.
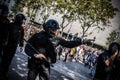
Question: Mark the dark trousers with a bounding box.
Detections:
[2,45,17,74]
[0,43,4,64]
[27,59,50,80]
[64,52,69,62]
[58,50,62,60]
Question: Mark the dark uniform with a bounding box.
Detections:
[94,42,120,80]
[1,14,26,78]
[109,43,120,80]
[25,19,86,80]
[0,3,9,63]
[93,51,111,80]
[0,11,9,63]
[109,56,120,80]
[0,3,10,80]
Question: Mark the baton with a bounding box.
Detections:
[23,38,54,67]
[24,38,40,54]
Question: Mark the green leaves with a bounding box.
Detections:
[106,30,118,46]
[12,0,118,38]
[11,0,24,14]
[64,0,118,37]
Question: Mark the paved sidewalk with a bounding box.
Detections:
[7,49,93,80]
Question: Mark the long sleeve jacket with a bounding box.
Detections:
[0,16,10,46]
[25,31,82,63]
[6,22,24,47]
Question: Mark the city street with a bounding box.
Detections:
[0,0,120,80]
[7,47,93,80]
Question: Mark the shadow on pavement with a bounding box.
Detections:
[6,50,92,80]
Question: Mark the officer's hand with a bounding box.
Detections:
[105,51,118,66]
[105,59,110,66]
[34,54,46,60]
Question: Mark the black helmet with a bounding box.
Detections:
[108,42,120,55]
[0,3,9,16]
[43,19,60,36]
[14,13,26,25]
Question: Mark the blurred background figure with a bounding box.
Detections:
[0,2,10,80]
[1,13,26,80]
[93,42,120,80]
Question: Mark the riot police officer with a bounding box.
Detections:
[94,42,120,80]
[0,3,10,80]
[0,2,9,62]
[109,43,120,80]
[1,13,26,79]
[25,19,93,80]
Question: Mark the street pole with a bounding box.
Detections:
[92,37,96,47]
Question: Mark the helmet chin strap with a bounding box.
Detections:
[49,31,55,38]
[45,28,56,38]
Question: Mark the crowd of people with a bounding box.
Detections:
[0,2,120,80]
[56,43,101,75]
